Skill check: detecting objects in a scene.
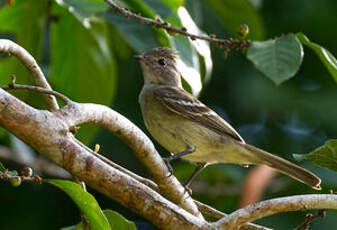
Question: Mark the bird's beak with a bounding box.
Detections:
[134,55,145,62]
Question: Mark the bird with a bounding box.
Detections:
[135,47,321,191]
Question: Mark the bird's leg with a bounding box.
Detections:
[183,162,207,194]
[162,146,195,177]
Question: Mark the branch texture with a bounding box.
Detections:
[216,194,337,229]
[0,39,58,110]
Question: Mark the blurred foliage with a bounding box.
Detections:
[294,139,337,173]
[0,0,337,229]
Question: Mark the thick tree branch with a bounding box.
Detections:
[215,194,337,230]
[0,87,273,230]
[0,39,58,110]
[57,102,203,218]
[0,88,209,229]
[0,82,269,229]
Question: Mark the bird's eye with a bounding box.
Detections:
[157,58,166,66]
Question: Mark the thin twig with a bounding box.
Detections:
[104,0,251,51]
[0,146,71,179]
[2,83,71,104]
[294,210,326,230]
[0,171,43,183]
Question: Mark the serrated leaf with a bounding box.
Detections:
[50,7,116,144]
[294,139,337,173]
[296,32,337,83]
[104,210,137,230]
[205,0,264,40]
[247,33,303,85]
[47,179,110,230]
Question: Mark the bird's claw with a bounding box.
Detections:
[162,157,173,177]
[182,182,193,196]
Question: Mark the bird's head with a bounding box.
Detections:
[135,47,181,86]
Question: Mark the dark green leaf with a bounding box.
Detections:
[0,0,48,107]
[296,32,337,83]
[205,0,264,40]
[0,161,6,172]
[55,0,107,23]
[247,33,303,85]
[47,179,110,230]
[100,10,160,53]
[50,8,116,143]
[293,139,337,173]
[104,210,137,230]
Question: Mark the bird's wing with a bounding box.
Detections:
[153,86,244,142]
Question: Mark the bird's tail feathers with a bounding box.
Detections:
[243,144,321,190]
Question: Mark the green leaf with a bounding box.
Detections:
[47,179,110,230]
[100,10,160,53]
[50,7,116,143]
[205,0,264,40]
[176,7,213,83]
[294,140,337,173]
[247,33,303,85]
[55,0,107,24]
[104,210,137,230]
[0,161,6,172]
[296,32,337,83]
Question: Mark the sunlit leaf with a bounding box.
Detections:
[296,32,337,83]
[247,33,303,85]
[104,210,137,230]
[50,7,116,143]
[205,0,264,40]
[47,179,110,230]
[177,7,212,83]
[294,139,337,173]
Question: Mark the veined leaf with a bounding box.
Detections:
[247,33,303,85]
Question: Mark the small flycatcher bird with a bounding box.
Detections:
[135,47,321,190]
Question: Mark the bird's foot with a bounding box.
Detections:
[162,157,173,177]
[182,181,193,196]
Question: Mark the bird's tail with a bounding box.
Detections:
[243,144,321,190]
